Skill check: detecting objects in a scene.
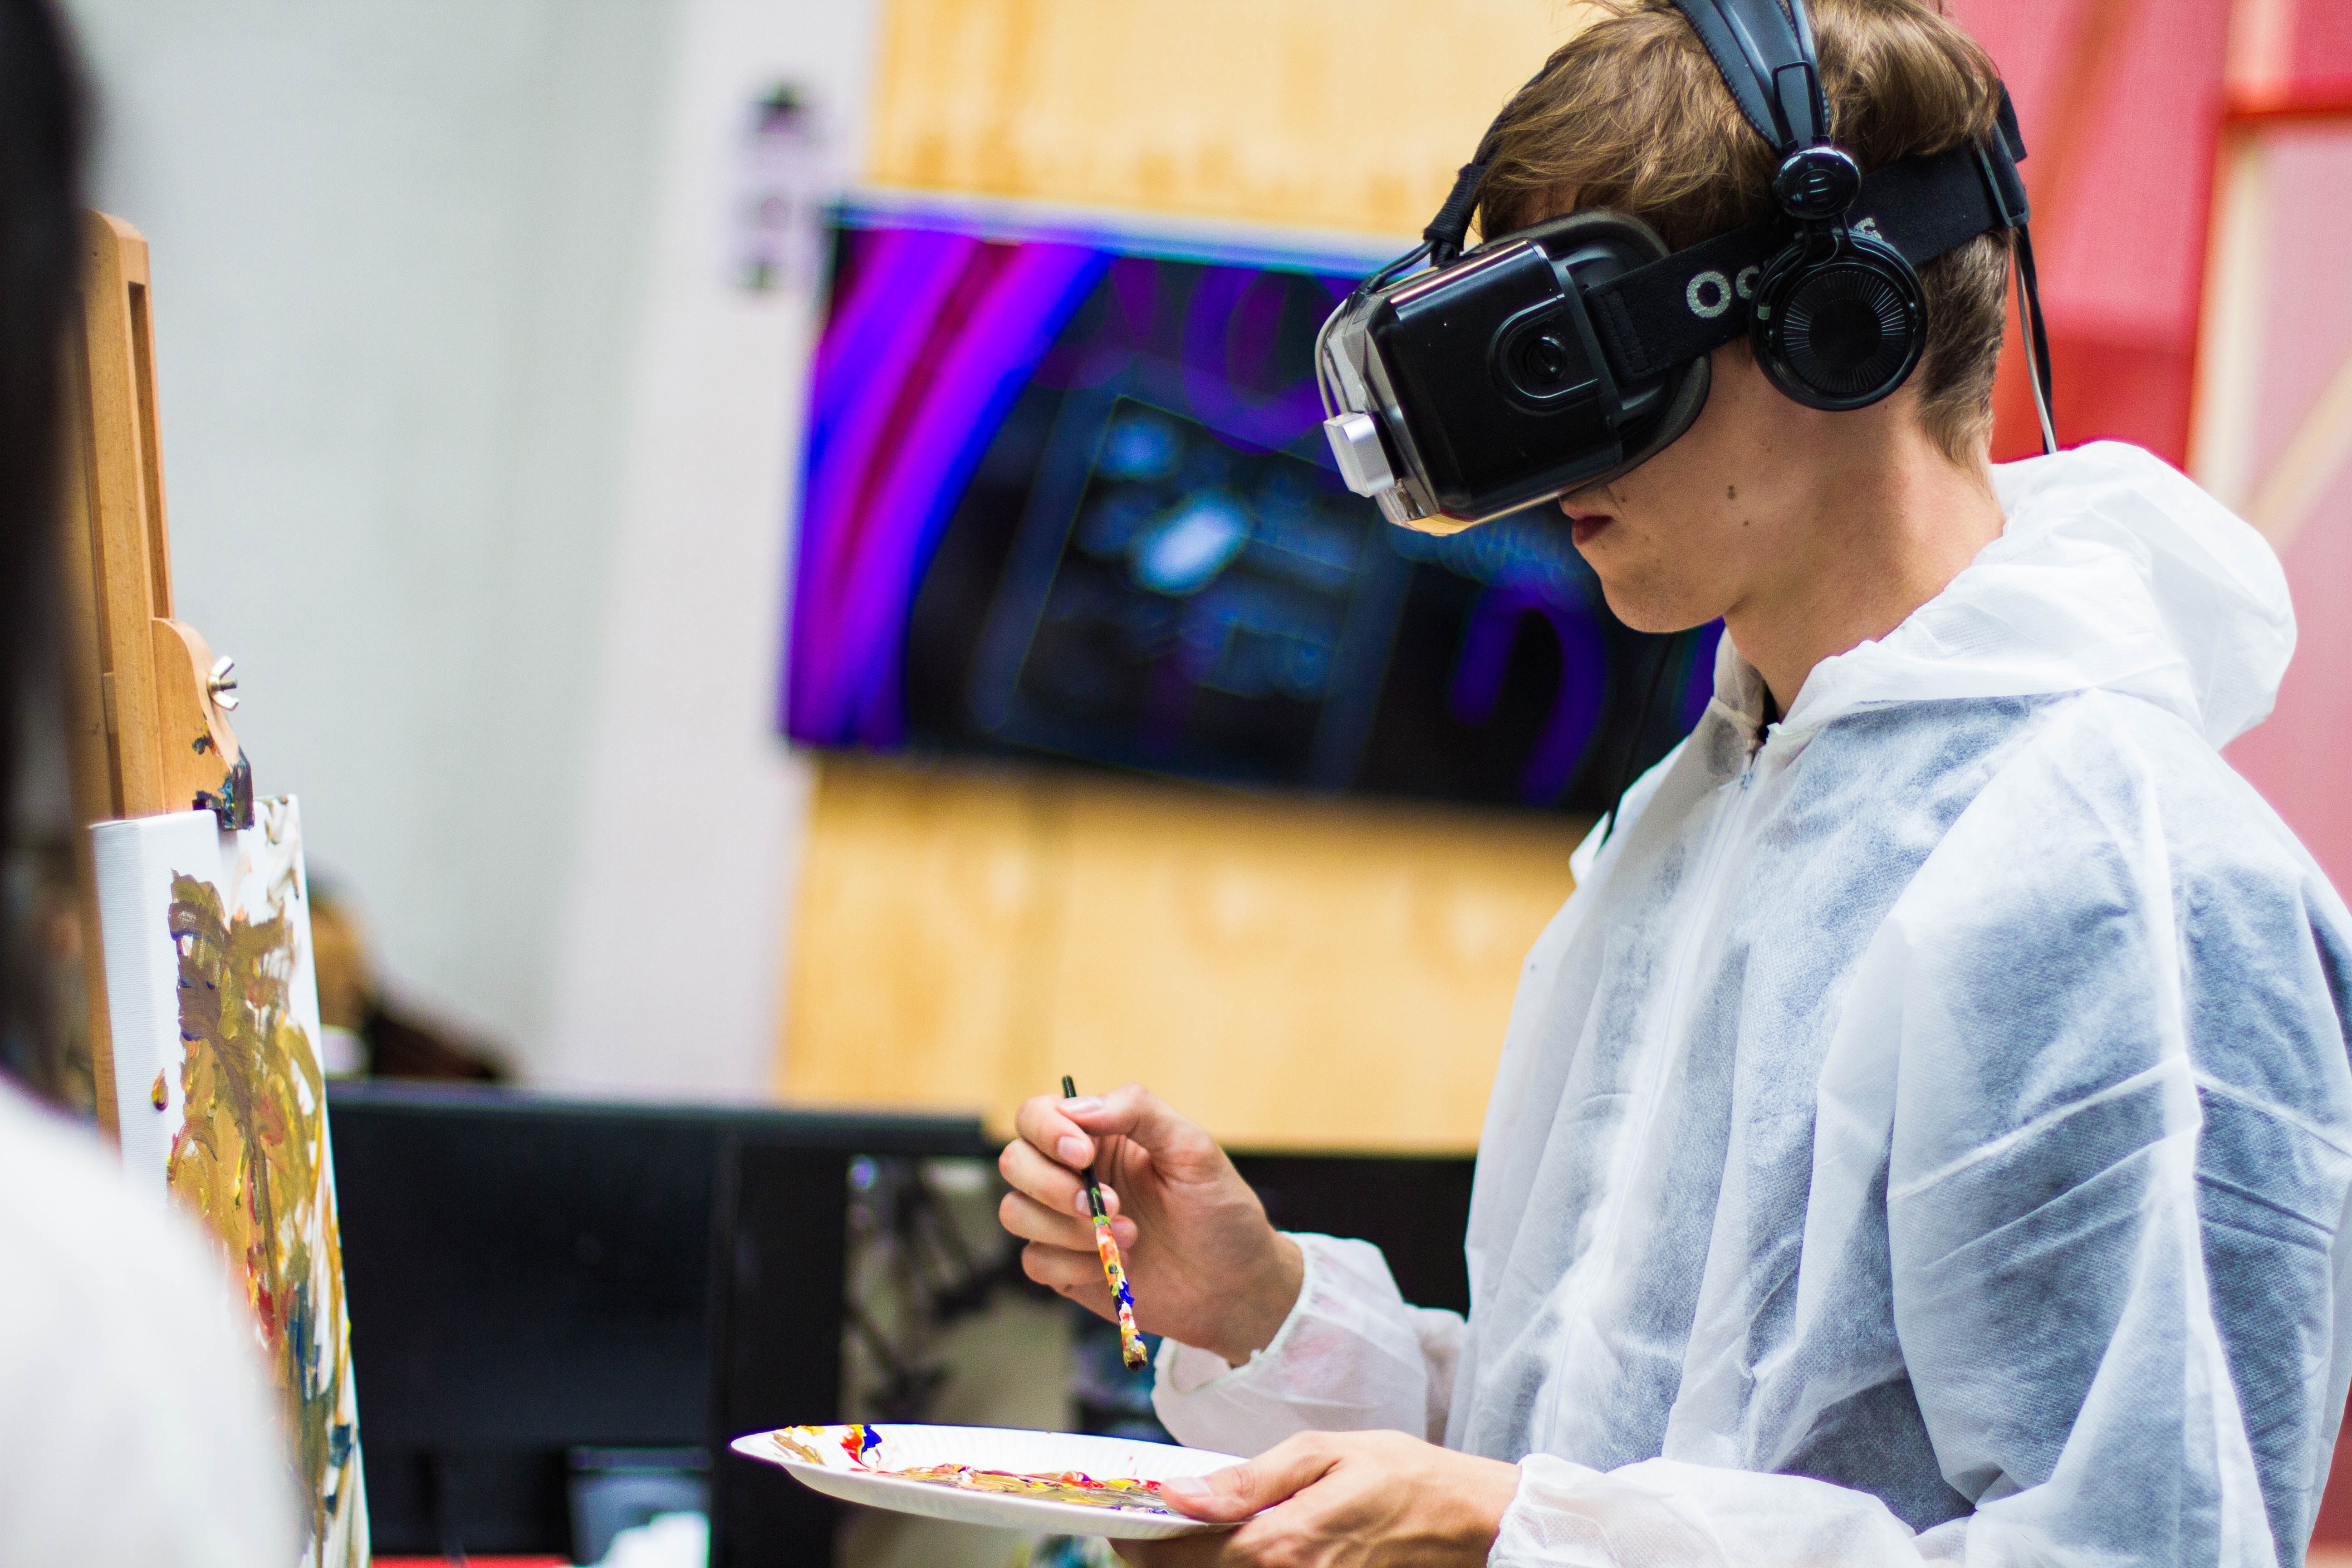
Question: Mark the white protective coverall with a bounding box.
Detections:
[1151,442,2352,1567]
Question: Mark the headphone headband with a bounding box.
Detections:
[1671,0,1825,151]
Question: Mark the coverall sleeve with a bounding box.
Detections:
[1151,1231,1463,1455]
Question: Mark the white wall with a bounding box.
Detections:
[60,0,868,1092]
[540,0,874,1096]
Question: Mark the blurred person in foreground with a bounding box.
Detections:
[0,1,295,1563]
[999,2,2352,1565]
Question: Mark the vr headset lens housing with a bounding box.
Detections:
[1320,212,1711,532]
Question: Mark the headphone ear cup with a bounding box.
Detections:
[1750,230,1926,411]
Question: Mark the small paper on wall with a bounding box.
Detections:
[93,797,368,1568]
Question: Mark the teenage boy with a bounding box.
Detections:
[999,2,2352,1564]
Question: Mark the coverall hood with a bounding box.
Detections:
[1766,439,2295,748]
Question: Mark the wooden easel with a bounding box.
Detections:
[57,211,249,1135]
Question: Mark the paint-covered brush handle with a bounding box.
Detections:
[1063,1073,1112,1218]
[1063,1074,1148,1369]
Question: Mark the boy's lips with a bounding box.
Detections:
[1566,510,1613,547]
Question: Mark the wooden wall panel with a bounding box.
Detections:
[781,757,1583,1151]
[866,0,1586,235]
[1041,779,1581,1152]
[781,758,1067,1120]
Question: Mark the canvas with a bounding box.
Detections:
[92,798,368,1568]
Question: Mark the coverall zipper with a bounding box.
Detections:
[1656,748,1761,1049]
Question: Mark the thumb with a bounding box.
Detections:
[1156,1439,1339,1522]
[1067,1083,1218,1171]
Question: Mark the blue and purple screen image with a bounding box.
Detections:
[785,203,1718,813]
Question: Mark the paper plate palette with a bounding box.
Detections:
[733,1422,1243,1539]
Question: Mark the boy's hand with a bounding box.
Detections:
[1117,1431,1519,1567]
[999,1083,1302,1366]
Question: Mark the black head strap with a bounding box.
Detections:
[1424,144,1497,268]
[1581,123,2027,382]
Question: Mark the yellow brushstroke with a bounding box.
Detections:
[165,872,358,1560]
[773,1428,828,1465]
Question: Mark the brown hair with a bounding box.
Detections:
[1473,0,2011,462]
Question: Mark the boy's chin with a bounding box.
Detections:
[1593,575,1719,638]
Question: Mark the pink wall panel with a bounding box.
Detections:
[2213,122,2352,900]
[2249,130,2352,480]
[2228,462,2352,896]
[2027,0,2227,346]
[2292,5,2352,80]
[1951,0,2231,463]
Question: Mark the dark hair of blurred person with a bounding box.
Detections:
[0,3,298,1562]
[0,0,81,1098]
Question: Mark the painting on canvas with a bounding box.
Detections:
[93,797,368,1568]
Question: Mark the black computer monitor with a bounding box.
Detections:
[327,1083,988,1567]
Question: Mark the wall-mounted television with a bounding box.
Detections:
[783,195,1718,815]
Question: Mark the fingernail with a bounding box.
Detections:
[1057,1134,1091,1166]
[1111,1218,1137,1246]
[1160,1477,1208,1507]
[1061,1096,1103,1115]
[1073,1189,1094,1217]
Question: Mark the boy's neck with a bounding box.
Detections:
[1723,426,2006,720]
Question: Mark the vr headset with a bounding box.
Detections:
[1318,0,2054,531]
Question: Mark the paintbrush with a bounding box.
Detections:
[1064,1074,1147,1370]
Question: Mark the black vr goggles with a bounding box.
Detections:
[1317,0,2054,531]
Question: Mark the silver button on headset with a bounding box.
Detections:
[1323,412,1396,498]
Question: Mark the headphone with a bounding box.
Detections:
[1675,0,1928,411]
[1678,0,1929,408]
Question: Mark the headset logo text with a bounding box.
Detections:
[1685,219,1882,319]
[1686,266,1760,318]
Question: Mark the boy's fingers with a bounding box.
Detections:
[998,1191,1090,1251]
[1021,1242,1120,1313]
[1012,1093,1097,1171]
[998,1140,1124,1222]
[998,1191,1134,1251]
[1156,1436,1340,1521]
[1069,1084,1219,1170]
[1000,1136,1085,1207]
[1015,1084,1221,1181]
